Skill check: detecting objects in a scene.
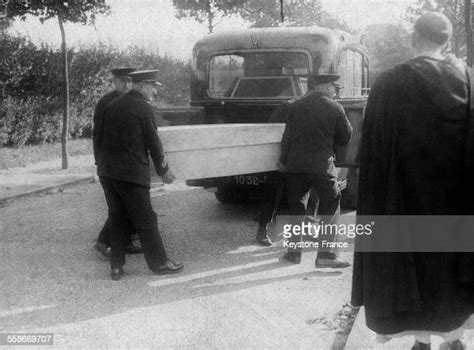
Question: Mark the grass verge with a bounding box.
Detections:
[0,139,93,169]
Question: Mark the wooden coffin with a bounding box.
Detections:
[157,119,361,180]
[157,124,284,180]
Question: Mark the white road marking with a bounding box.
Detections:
[0,304,57,318]
[148,259,277,288]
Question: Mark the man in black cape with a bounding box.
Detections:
[351,12,474,350]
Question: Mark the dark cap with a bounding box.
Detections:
[414,12,453,45]
[310,74,341,86]
[110,67,136,77]
[129,70,163,86]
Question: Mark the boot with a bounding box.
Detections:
[281,251,302,264]
[110,266,124,281]
[256,224,272,246]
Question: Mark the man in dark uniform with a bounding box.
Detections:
[256,101,323,246]
[279,74,352,268]
[95,69,183,280]
[92,67,141,258]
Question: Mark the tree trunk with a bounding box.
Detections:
[205,0,214,33]
[58,13,69,169]
[467,0,473,66]
[280,0,284,23]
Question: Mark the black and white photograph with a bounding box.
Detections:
[1,0,474,348]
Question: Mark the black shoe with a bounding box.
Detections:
[316,252,337,260]
[153,259,184,275]
[256,225,272,246]
[315,258,350,268]
[125,243,142,254]
[95,242,111,259]
[257,234,272,246]
[281,252,301,264]
[111,267,124,281]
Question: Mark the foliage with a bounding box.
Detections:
[240,0,349,31]
[5,0,110,24]
[5,0,111,168]
[0,95,61,147]
[0,35,33,97]
[405,0,466,58]
[172,0,350,33]
[172,0,246,33]
[0,35,191,147]
[363,23,412,85]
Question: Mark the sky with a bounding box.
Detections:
[8,0,418,61]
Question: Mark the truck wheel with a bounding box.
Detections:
[215,185,250,204]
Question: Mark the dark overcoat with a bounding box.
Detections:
[92,90,121,163]
[94,89,168,187]
[351,55,474,334]
[280,92,352,177]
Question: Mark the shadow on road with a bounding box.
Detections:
[0,182,350,335]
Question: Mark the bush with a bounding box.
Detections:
[0,95,61,146]
[1,35,192,147]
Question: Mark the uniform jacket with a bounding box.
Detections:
[279,92,352,177]
[92,90,121,163]
[94,89,168,187]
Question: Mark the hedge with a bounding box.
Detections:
[1,34,191,147]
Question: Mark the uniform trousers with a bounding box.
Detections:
[258,172,285,227]
[99,177,168,270]
[96,217,135,247]
[258,172,318,227]
[286,173,341,259]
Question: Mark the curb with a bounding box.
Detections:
[0,175,97,204]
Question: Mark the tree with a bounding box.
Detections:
[172,0,246,33]
[363,23,412,85]
[5,0,109,169]
[406,0,465,58]
[172,0,350,33]
[240,0,349,30]
[466,0,473,66]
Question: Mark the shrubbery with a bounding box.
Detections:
[0,95,61,146]
[0,34,191,147]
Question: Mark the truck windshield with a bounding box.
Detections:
[209,52,309,99]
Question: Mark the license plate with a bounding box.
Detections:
[233,175,265,186]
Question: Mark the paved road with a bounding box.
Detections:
[0,182,354,349]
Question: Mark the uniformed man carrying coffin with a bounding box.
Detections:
[279,74,353,268]
[93,67,142,258]
[95,69,183,280]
